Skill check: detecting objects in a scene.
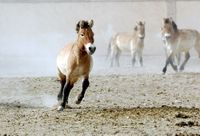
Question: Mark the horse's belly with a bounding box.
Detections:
[118,45,130,52]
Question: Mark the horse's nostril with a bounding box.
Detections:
[89,47,92,50]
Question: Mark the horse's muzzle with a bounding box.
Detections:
[86,43,96,55]
[89,46,96,55]
[164,33,171,38]
[138,34,145,39]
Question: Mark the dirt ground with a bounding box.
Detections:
[0,73,200,135]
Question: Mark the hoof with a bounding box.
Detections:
[162,67,167,74]
[65,105,72,109]
[57,106,64,111]
[75,100,81,105]
[179,66,184,71]
[174,65,178,72]
[57,95,62,101]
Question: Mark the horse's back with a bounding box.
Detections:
[177,29,199,51]
[114,32,133,51]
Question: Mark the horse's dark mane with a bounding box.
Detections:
[172,20,178,32]
[76,20,90,33]
[164,18,170,24]
[138,21,143,26]
[164,18,178,32]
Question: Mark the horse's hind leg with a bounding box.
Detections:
[115,50,121,67]
[138,51,143,67]
[75,77,89,104]
[180,52,190,71]
[177,53,181,66]
[194,39,200,58]
[110,49,115,67]
[131,50,136,67]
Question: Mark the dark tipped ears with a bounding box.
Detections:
[76,21,80,33]
[169,17,173,21]
[76,20,85,33]
[89,20,94,28]
[79,20,85,28]
[134,26,137,31]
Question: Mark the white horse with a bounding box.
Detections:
[161,18,200,74]
[107,21,145,67]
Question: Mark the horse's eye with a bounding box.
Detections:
[80,34,84,37]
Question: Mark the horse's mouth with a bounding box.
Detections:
[164,33,171,38]
[138,34,145,39]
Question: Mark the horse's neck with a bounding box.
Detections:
[165,30,179,44]
[73,42,87,64]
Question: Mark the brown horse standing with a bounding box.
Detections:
[56,20,96,111]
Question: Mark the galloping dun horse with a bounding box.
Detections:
[161,18,200,74]
[107,21,145,67]
[56,20,96,111]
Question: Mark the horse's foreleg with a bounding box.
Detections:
[76,78,89,104]
[177,53,181,66]
[116,51,121,67]
[131,51,136,67]
[163,54,175,74]
[110,50,115,67]
[57,79,66,101]
[57,82,73,111]
[169,60,178,72]
[180,52,190,71]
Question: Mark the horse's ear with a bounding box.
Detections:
[163,18,167,23]
[169,17,173,22]
[89,19,94,28]
[76,20,85,33]
[76,21,80,33]
[134,26,138,31]
[79,20,85,28]
[163,18,166,21]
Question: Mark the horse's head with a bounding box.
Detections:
[76,20,96,55]
[134,21,145,39]
[161,18,178,38]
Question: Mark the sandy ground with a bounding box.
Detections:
[0,73,200,135]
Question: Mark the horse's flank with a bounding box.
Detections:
[115,32,144,51]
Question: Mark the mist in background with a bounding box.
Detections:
[0,1,200,108]
[0,1,200,77]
